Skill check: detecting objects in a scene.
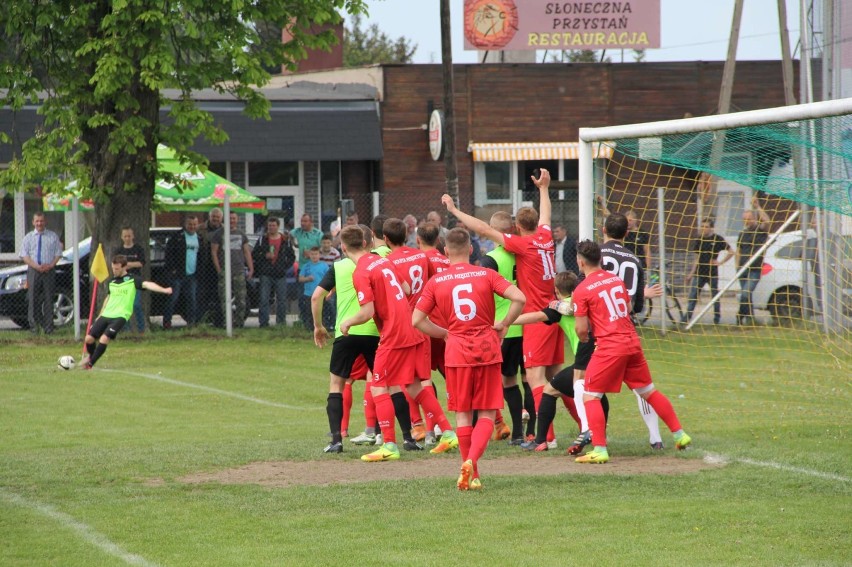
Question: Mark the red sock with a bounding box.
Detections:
[341,382,353,433]
[415,388,452,432]
[562,394,581,428]
[645,390,682,432]
[469,417,494,473]
[404,389,422,425]
[457,425,472,462]
[373,392,396,443]
[547,422,556,443]
[584,398,607,447]
[532,385,544,413]
[363,387,377,429]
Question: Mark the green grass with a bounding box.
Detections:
[0,328,849,566]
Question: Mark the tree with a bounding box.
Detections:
[0,0,366,273]
[633,49,647,63]
[550,50,612,63]
[343,15,416,67]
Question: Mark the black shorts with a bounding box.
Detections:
[500,336,524,377]
[329,334,379,378]
[88,316,126,340]
[573,335,595,371]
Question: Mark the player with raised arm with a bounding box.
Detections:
[442,168,563,448]
[572,240,691,464]
[413,228,526,490]
[339,226,458,462]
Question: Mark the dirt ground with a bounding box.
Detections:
[173,453,721,488]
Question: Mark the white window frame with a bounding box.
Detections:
[245,161,304,230]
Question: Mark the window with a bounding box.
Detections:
[208,162,228,178]
[484,162,511,202]
[248,162,299,186]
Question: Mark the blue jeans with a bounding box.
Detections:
[164,274,197,327]
[737,267,762,318]
[686,274,720,323]
[259,275,287,326]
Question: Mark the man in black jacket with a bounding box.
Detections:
[163,215,203,329]
[253,217,295,327]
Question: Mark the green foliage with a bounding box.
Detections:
[550,49,612,63]
[0,0,367,200]
[0,331,849,565]
[343,14,416,67]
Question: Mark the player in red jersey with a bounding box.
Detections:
[384,217,438,443]
[442,168,563,446]
[413,228,526,490]
[339,226,458,462]
[571,240,692,463]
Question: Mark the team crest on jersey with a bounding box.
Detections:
[357,291,364,301]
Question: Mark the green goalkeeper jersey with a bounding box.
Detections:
[100,275,143,321]
[333,259,379,339]
[486,246,523,339]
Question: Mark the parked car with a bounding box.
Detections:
[0,228,261,329]
[753,229,852,320]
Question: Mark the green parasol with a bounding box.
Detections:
[44,145,266,214]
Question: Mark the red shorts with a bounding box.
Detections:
[349,355,369,381]
[445,363,503,413]
[522,322,564,368]
[372,340,424,388]
[416,336,432,380]
[430,337,445,372]
[584,348,652,394]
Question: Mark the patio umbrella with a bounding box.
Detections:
[43,145,266,214]
[155,145,265,213]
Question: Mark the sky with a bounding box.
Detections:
[348,0,802,64]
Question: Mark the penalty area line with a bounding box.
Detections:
[99,369,322,411]
[703,452,851,483]
[0,488,159,567]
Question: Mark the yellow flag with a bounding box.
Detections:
[90,243,110,283]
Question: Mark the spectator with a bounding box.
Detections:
[332,211,359,250]
[118,226,146,332]
[552,225,579,275]
[319,233,341,266]
[298,246,329,330]
[292,213,324,268]
[253,217,294,327]
[623,210,652,269]
[736,196,770,325]
[403,214,419,247]
[197,208,224,327]
[163,215,202,329]
[211,212,254,328]
[19,211,63,334]
[683,218,733,325]
[426,210,450,242]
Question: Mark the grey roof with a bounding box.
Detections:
[1,85,382,163]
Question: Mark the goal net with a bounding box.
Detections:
[578,99,852,398]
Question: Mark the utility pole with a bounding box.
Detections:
[440,0,459,204]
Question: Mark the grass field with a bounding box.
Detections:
[0,327,849,566]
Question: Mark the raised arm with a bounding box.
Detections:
[441,194,505,246]
[752,195,770,230]
[533,169,552,227]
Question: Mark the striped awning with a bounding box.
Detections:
[468,142,614,162]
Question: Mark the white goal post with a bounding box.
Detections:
[577,97,852,241]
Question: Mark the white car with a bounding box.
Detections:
[752,229,852,320]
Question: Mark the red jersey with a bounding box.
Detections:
[387,246,431,309]
[416,263,512,367]
[502,225,556,312]
[353,253,422,349]
[571,269,641,354]
[424,248,451,277]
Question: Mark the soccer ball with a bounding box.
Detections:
[57,355,75,370]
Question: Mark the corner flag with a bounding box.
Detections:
[90,244,109,283]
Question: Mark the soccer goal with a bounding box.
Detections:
[577,99,852,369]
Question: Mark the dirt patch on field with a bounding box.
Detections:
[173,454,720,488]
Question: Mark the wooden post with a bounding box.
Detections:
[440,0,459,204]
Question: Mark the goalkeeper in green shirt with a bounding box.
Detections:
[82,254,172,369]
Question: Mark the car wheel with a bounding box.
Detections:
[53,289,75,327]
[769,286,803,321]
[11,317,30,329]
